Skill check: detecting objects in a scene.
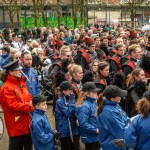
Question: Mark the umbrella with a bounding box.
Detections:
[142,25,150,32]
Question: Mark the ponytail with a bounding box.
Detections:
[136,98,150,118]
[126,73,134,87]
[76,91,87,107]
[97,93,104,115]
[126,68,143,87]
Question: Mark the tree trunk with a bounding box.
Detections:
[57,12,60,28]
[40,0,47,27]
[130,8,134,28]
[74,17,77,28]
[17,8,20,27]
[33,0,38,27]
[72,0,78,29]
[57,0,60,28]
[10,15,14,29]
[41,10,46,27]
[80,11,83,25]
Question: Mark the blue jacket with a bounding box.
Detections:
[0,53,9,68]
[65,36,71,45]
[98,99,130,150]
[125,114,150,150]
[31,109,54,150]
[21,67,40,96]
[55,94,79,138]
[78,96,99,143]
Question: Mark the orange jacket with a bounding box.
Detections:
[0,75,34,137]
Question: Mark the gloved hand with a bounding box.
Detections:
[112,139,127,148]
[53,130,60,140]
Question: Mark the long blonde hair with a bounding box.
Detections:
[76,91,87,107]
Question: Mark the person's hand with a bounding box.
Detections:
[112,139,127,148]
[96,128,99,134]
[143,78,147,84]
[53,130,60,140]
[76,119,79,126]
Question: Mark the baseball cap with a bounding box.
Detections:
[103,85,127,98]
[59,81,75,90]
[82,82,100,92]
[32,95,48,107]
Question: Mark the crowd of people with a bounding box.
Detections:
[0,23,150,150]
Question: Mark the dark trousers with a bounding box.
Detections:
[60,135,80,150]
[9,133,32,150]
[85,141,100,150]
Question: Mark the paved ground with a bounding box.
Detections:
[0,103,85,150]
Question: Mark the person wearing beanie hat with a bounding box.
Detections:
[81,37,97,71]
[97,85,130,150]
[31,94,59,150]
[77,82,100,150]
[0,46,10,68]
[55,81,80,150]
[0,59,34,150]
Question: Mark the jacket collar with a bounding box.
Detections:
[86,96,96,103]
[130,57,137,62]
[6,74,26,84]
[34,109,45,115]
[2,53,9,59]
[72,78,81,84]
[21,67,31,72]
[116,54,122,57]
[104,99,118,106]
[60,93,70,101]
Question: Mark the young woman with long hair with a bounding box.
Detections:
[94,61,110,93]
[125,68,147,117]
[82,60,100,84]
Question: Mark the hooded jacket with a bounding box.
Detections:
[98,99,130,150]
[78,96,99,143]
[31,109,54,150]
[55,94,79,138]
[125,114,150,150]
[0,53,10,67]
[0,75,34,136]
